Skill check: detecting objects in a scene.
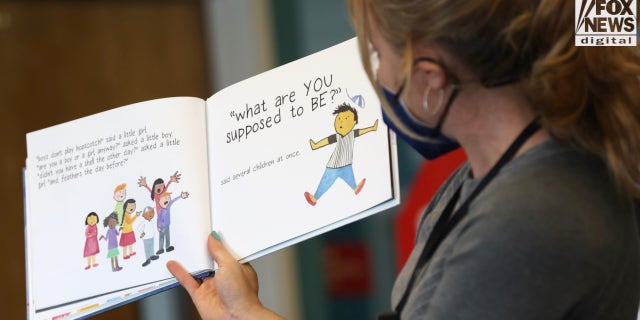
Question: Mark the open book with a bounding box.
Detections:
[24,38,399,319]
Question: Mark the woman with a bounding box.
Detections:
[167,0,640,318]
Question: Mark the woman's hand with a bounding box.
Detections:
[167,232,284,320]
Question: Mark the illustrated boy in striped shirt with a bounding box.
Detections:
[305,103,378,206]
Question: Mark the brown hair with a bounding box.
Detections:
[348,0,640,198]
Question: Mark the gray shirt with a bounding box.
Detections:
[392,140,640,319]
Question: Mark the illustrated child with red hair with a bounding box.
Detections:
[113,183,127,225]
[156,191,189,255]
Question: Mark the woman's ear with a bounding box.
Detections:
[414,58,448,90]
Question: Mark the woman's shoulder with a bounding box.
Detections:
[468,139,637,258]
[488,140,618,210]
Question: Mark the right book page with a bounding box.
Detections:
[205,38,399,261]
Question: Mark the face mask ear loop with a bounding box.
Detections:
[431,86,459,136]
[392,84,405,106]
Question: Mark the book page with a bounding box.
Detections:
[25,97,214,314]
[206,38,398,260]
[27,280,168,320]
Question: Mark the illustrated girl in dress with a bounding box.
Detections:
[100,212,122,272]
[82,212,100,270]
[119,199,140,260]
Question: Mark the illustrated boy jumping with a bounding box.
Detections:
[304,102,378,206]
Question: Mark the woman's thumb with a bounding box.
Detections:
[208,231,233,266]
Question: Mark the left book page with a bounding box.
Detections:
[25,97,214,319]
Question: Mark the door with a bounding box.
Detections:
[0,1,209,318]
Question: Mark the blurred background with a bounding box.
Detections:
[1,0,465,318]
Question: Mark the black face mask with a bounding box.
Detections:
[379,84,460,160]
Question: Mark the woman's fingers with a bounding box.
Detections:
[167,232,237,300]
[167,260,200,297]
[208,231,235,267]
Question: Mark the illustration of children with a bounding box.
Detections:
[138,171,181,215]
[119,199,140,260]
[100,212,122,272]
[156,191,189,255]
[113,183,127,225]
[138,206,159,267]
[304,103,378,206]
[83,212,100,270]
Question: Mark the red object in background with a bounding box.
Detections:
[323,241,373,298]
[393,149,467,272]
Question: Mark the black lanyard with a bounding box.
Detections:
[379,120,541,320]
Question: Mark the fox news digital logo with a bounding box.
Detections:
[575,0,637,46]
